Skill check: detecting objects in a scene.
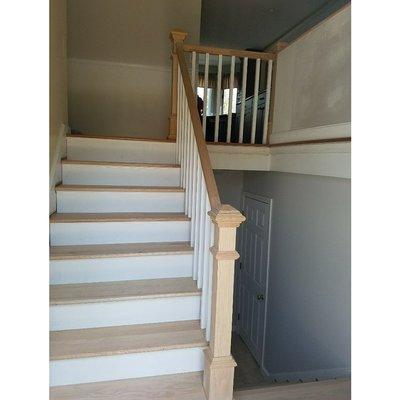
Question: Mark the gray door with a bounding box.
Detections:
[238,193,271,365]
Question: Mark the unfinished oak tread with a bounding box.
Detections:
[50,277,201,305]
[50,241,193,260]
[50,372,206,400]
[50,320,206,360]
[50,212,190,223]
[56,184,184,193]
[67,134,175,143]
[62,159,180,168]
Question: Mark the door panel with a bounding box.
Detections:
[238,194,271,365]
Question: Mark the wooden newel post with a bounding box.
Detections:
[168,29,188,140]
[203,204,245,400]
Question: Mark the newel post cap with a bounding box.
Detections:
[170,29,188,43]
[208,204,245,228]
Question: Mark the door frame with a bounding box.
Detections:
[236,191,273,370]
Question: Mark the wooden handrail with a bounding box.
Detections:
[176,42,221,209]
[182,43,276,61]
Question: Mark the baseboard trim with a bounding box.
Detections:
[263,366,351,382]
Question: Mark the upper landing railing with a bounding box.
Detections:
[168,32,277,146]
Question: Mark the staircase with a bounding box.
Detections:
[50,135,208,397]
[49,29,254,400]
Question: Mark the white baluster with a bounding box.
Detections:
[190,154,199,247]
[214,54,223,143]
[197,174,207,288]
[180,98,186,187]
[262,59,273,145]
[202,53,210,137]
[193,164,203,279]
[239,57,248,144]
[227,55,235,143]
[186,131,193,215]
[251,58,261,144]
[200,198,212,330]
[185,103,191,213]
[206,222,214,341]
[191,51,197,92]
[189,129,197,217]
[176,71,180,164]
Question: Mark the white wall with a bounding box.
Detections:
[67,0,201,137]
[270,5,351,144]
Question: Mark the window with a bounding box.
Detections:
[196,87,213,116]
[222,88,238,115]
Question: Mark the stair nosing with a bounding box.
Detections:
[50,242,193,260]
[67,134,176,143]
[55,184,184,193]
[50,212,190,224]
[62,159,180,169]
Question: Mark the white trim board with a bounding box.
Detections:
[270,142,351,179]
[208,141,350,178]
[207,144,271,171]
[269,122,351,145]
[68,58,172,74]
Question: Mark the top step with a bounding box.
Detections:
[67,135,176,164]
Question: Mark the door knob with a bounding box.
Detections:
[256,294,264,301]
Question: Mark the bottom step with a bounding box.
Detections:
[50,372,207,400]
[50,320,207,386]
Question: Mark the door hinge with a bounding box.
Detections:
[237,313,240,320]
[239,262,242,270]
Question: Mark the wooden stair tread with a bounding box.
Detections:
[67,134,175,143]
[56,184,184,192]
[50,278,201,305]
[62,159,180,168]
[50,241,193,260]
[50,320,206,360]
[50,212,190,223]
[50,372,206,400]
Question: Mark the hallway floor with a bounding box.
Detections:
[231,332,270,389]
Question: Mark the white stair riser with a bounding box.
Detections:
[56,191,185,213]
[50,254,193,284]
[62,164,180,186]
[50,347,204,387]
[67,137,176,164]
[50,221,190,245]
[50,296,201,331]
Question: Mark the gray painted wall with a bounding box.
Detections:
[214,170,351,379]
[242,171,350,378]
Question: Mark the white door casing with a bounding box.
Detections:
[237,192,272,366]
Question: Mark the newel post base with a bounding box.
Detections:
[168,29,188,140]
[203,204,245,400]
[203,348,236,400]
